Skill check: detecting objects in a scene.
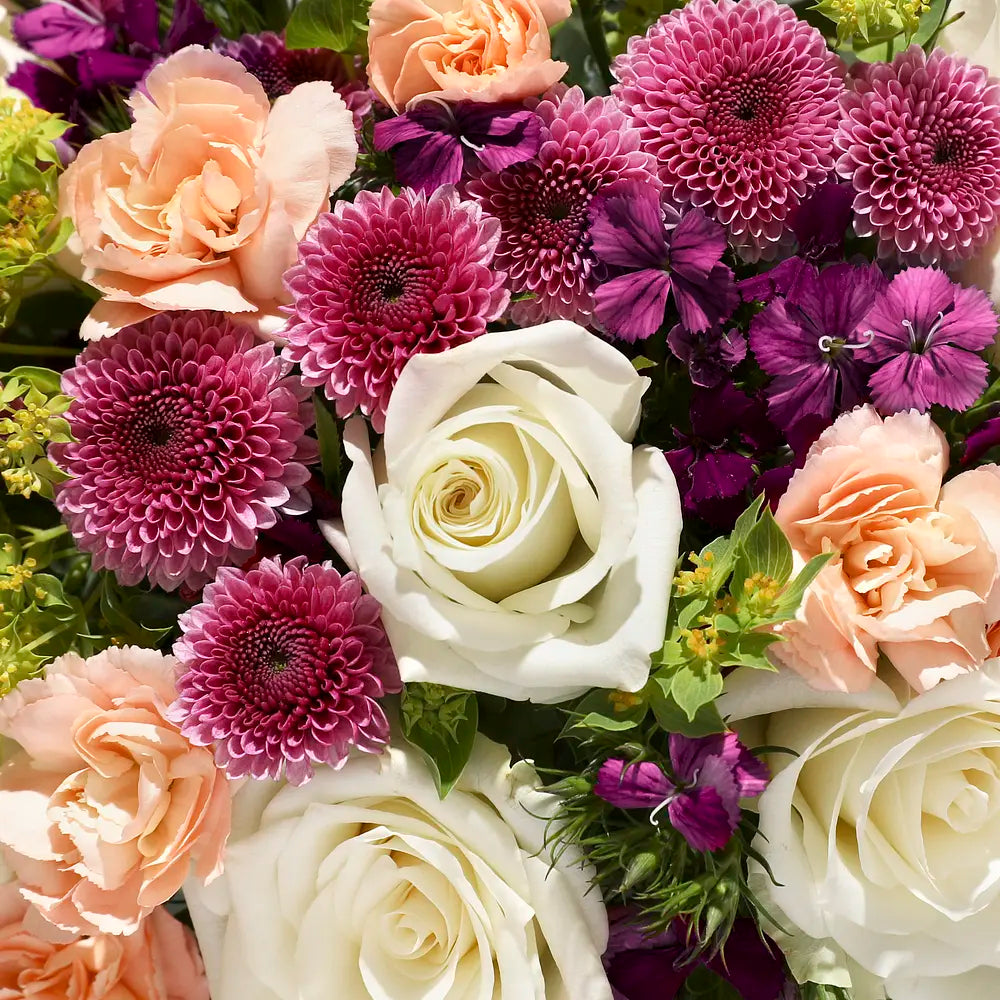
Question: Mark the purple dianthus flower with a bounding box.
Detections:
[589,184,739,342]
[749,262,886,434]
[858,267,997,413]
[594,731,768,853]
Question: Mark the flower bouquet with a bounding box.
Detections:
[1,0,1000,996]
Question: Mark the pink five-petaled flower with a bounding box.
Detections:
[282,185,508,433]
[857,266,998,413]
[594,733,768,853]
[52,311,317,592]
[835,46,1000,265]
[612,0,845,261]
[170,557,401,786]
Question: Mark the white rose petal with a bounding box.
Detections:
[327,322,681,702]
[724,662,1000,997]
[184,738,613,1000]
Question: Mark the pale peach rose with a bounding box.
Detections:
[59,45,358,341]
[367,0,572,112]
[0,647,230,937]
[774,407,1000,693]
[0,885,208,1000]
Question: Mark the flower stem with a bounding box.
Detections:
[578,0,615,91]
[0,342,79,358]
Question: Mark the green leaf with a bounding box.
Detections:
[98,577,173,648]
[771,551,835,621]
[670,664,724,723]
[400,684,479,798]
[632,356,657,371]
[570,688,648,733]
[312,396,342,492]
[721,631,780,671]
[647,675,725,737]
[735,507,793,584]
[677,597,708,630]
[285,0,363,51]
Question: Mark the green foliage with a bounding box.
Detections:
[197,0,292,38]
[0,367,72,500]
[285,0,370,53]
[312,395,343,492]
[0,100,74,327]
[799,984,855,1000]
[817,0,949,59]
[400,683,479,798]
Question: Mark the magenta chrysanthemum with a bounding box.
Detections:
[170,557,400,785]
[835,45,1000,264]
[612,0,845,260]
[282,186,508,432]
[53,312,317,592]
[467,85,660,326]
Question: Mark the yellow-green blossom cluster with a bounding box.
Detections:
[0,368,72,499]
[0,98,73,325]
[814,0,930,46]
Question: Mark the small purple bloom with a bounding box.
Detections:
[594,732,768,853]
[604,910,791,1000]
[666,323,746,388]
[788,179,855,263]
[374,101,543,194]
[13,3,112,59]
[749,262,886,435]
[857,267,997,414]
[589,185,739,342]
[666,385,779,528]
[964,416,1000,466]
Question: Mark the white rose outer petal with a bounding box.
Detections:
[183,738,613,1000]
[327,322,682,703]
[721,661,1000,997]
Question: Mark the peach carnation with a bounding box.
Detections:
[774,406,1000,692]
[59,45,358,341]
[0,647,230,937]
[0,886,208,1000]
[367,0,571,112]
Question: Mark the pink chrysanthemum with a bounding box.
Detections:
[170,557,400,785]
[283,186,508,432]
[53,312,316,592]
[612,0,845,260]
[835,45,1000,264]
[467,86,660,325]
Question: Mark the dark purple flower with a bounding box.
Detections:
[604,911,791,1000]
[374,101,543,194]
[964,416,1000,466]
[9,0,216,146]
[789,179,855,263]
[594,732,768,853]
[217,32,372,131]
[749,262,886,434]
[856,267,997,414]
[589,185,739,342]
[667,323,746,388]
[666,385,779,528]
[13,3,112,59]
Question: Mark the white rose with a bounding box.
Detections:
[721,663,1000,999]
[323,322,681,703]
[184,737,613,1000]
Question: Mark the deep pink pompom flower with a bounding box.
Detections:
[170,557,401,786]
[612,0,845,261]
[283,186,508,432]
[467,85,661,326]
[835,46,1000,264]
[53,312,317,592]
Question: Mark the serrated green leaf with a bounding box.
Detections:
[670,664,724,723]
[647,676,725,737]
[732,507,793,587]
[400,684,479,798]
[285,0,363,51]
[312,395,342,492]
